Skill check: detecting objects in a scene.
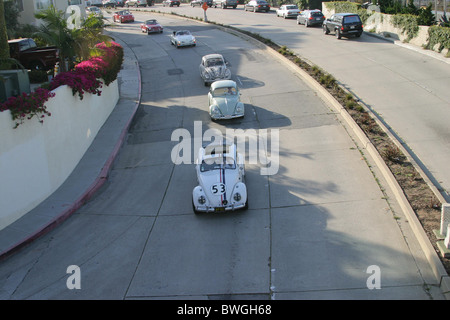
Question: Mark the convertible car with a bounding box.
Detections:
[170,30,196,48]
[112,10,134,23]
[199,54,231,86]
[208,80,244,120]
[192,142,248,214]
[140,19,163,34]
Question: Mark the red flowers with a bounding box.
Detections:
[0,41,124,128]
[0,88,55,129]
[49,69,103,100]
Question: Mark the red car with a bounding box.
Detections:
[113,10,134,23]
[140,19,163,34]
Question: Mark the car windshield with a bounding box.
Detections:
[120,11,131,15]
[205,58,225,67]
[200,157,236,172]
[146,20,157,24]
[286,5,297,9]
[212,86,237,96]
[176,30,191,36]
[343,15,361,23]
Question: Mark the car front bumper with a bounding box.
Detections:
[194,202,247,213]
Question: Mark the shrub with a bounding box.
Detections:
[426,25,450,55]
[0,88,55,128]
[49,68,102,100]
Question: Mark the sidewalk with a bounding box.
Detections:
[0,38,141,260]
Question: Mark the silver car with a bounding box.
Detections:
[208,80,244,120]
[170,30,196,48]
[199,54,231,86]
[125,0,147,7]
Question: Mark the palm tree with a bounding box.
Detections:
[34,5,113,72]
[34,5,76,72]
[0,0,10,69]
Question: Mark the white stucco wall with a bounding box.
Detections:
[0,80,118,230]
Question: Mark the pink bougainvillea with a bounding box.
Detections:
[0,41,124,128]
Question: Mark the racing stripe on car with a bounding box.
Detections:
[222,166,227,204]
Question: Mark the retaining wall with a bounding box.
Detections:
[0,81,119,230]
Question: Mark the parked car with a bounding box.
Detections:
[192,141,247,214]
[125,0,147,7]
[199,54,231,86]
[276,4,300,18]
[86,6,103,17]
[162,0,180,6]
[140,19,163,34]
[102,0,118,8]
[212,0,238,9]
[170,30,196,48]
[244,0,270,12]
[191,0,212,6]
[116,0,126,6]
[88,0,103,7]
[322,13,363,39]
[8,38,59,70]
[297,9,325,27]
[112,10,134,23]
[208,80,244,120]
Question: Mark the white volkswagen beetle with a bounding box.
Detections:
[208,80,244,120]
[170,30,196,48]
[199,54,231,86]
[192,142,248,214]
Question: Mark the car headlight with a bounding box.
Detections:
[235,103,243,114]
[211,105,221,117]
[203,72,210,80]
[225,69,231,78]
[233,193,241,201]
[198,195,206,204]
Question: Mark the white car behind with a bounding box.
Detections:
[170,30,196,48]
[199,54,231,86]
[276,4,300,18]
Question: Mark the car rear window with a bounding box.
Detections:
[343,15,361,24]
[311,12,323,17]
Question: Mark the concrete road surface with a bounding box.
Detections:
[0,11,445,300]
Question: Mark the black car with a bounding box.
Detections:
[244,0,270,12]
[322,13,363,39]
[297,9,325,27]
[163,0,181,6]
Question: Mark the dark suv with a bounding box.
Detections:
[322,13,363,39]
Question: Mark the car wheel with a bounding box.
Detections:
[335,29,341,39]
[323,25,329,34]
[355,32,362,37]
[297,18,300,24]
[253,6,256,12]
[305,20,308,27]
[243,198,248,210]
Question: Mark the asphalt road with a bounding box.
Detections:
[0,10,445,300]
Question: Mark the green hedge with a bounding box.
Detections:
[392,14,419,41]
[426,26,450,56]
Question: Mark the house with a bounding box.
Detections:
[10,0,87,27]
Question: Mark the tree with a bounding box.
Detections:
[0,0,10,69]
[34,5,112,72]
